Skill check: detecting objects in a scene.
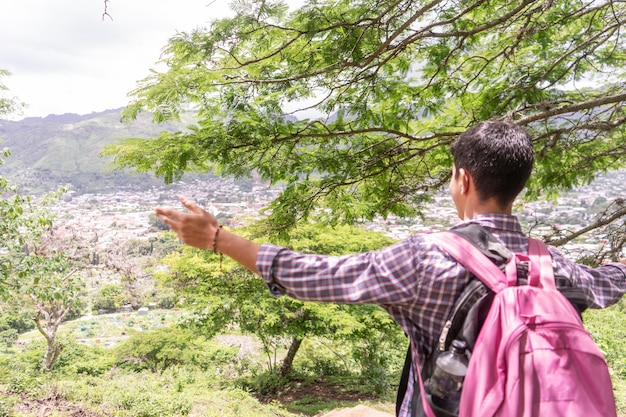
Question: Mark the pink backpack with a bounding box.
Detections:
[416,231,617,417]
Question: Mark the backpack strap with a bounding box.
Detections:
[396,344,412,416]
[429,232,510,293]
[414,358,437,417]
[527,238,556,290]
[406,231,514,417]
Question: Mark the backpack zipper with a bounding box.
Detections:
[439,320,452,352]
[503,321,599,356]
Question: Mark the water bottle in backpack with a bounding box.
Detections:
[428,339,468,414]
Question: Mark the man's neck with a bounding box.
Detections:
[459,198,512,220]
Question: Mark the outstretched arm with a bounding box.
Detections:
[154,196,261,274]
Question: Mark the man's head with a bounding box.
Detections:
[450,119,534,211]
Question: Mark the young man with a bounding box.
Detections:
[154,119,626,417]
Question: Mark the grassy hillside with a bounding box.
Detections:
[0,301,624,417]
[584,300,626,413]
[0,309,397,417]
[0,109,196,194]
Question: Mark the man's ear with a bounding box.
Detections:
[457,168,471,194]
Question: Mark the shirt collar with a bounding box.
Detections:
[450,213,524,235]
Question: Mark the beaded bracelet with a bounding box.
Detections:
[212,225,223,254]
[212,225,224,270]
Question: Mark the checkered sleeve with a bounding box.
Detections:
[550,247,626,309]
[255,239,425,304]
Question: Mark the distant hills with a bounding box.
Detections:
[0,108,204,194]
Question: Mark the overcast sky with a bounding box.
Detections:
[0,0,235,119]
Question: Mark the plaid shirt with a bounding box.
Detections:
[256,213,626,417]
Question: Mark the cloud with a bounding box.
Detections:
[0,0,232,118]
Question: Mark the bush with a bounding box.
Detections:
[294,339,349,378]
[114,327,238,373]
[8,339,45,373]
[4,334,115,377]
[92,284,130,312]
[151,288,179,309]
[6,373,39,395]
[238,369,287,396]
[0,310,35,334]
[60,343,116,377]
[0,329,18,352]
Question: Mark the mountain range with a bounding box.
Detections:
[0,108,197,194]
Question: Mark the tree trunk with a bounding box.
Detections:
[42,337,63,371]
[34,309,68,371]
[279,337,303,377]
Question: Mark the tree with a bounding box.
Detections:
[104,0,626,252]
[0,70,49,296]
[12,224,88,371]
[0,71,85,371]
[157,222,404,378]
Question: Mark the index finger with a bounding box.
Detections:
[179,196,204,215]
[154,207,180,221]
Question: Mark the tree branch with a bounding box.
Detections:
[516,92,626,126]
[102,0,113,21]
[544,200,626,247]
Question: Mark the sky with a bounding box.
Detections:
[0,0,235,119]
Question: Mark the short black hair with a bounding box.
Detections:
[450,119,534,207]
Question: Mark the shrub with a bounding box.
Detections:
[151,287,179,309]
[0,309,35,334]
[237,369,287,396]
[114,326,238,373]
[92,284,129,312]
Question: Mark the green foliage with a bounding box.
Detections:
[0,186,53,298]
[0,398,14,417]
[149,287,179,309]
[583,299,626,414]
[0,329,18,352]
[4,335,86,375]
[158,222,403,380]
[114,326,238,373]
[148,213,169,231]
[0,352,43,394]
[109,388,192,417]
[54,337,116,377]
[0,70,21,116]
[240,369,287,396]
[0,355,298,417]
[0,78,84,371]
[149,233,183,258]
[0,308,35,334]
[585,299,626,378]
[106,0,626,236]
[92,283,129,312]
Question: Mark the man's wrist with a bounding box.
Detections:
[212,224,223,253]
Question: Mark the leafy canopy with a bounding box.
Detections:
[105,0,626,234]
